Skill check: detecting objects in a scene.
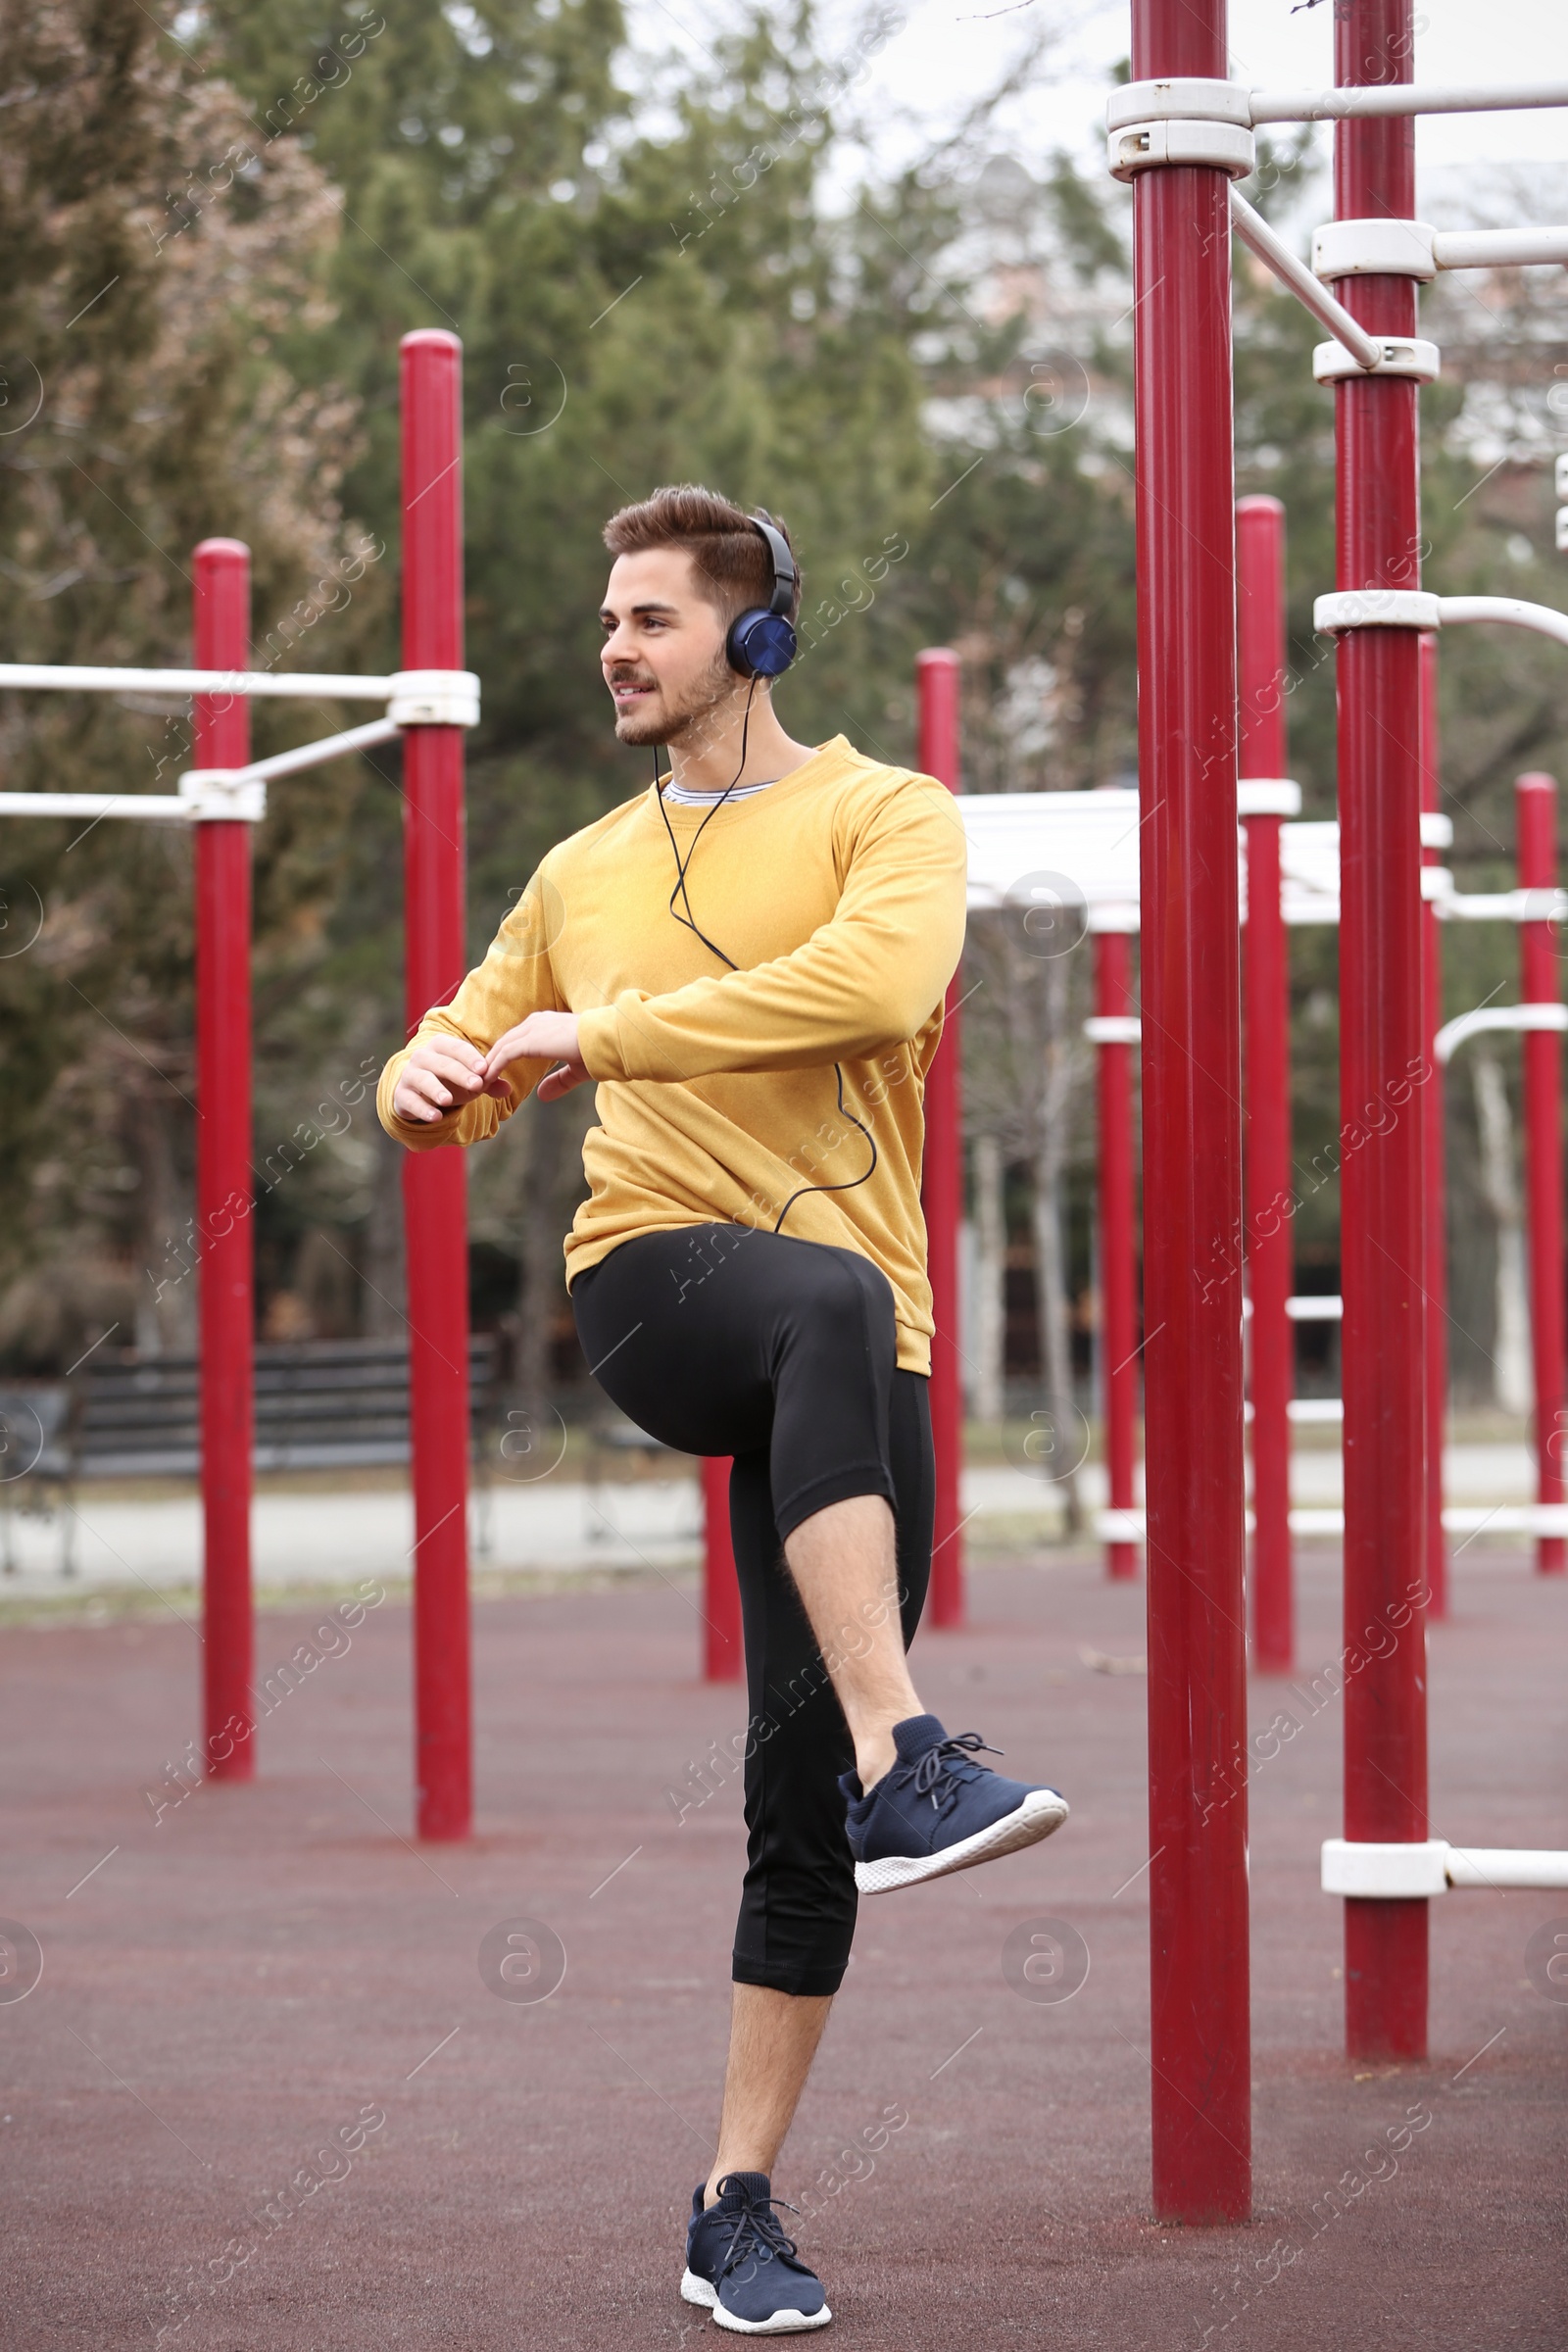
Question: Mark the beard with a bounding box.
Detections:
[610,649,740,750]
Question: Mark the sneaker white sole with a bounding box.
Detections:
[854,1787,1068,1894]
[680,2269,832,2333]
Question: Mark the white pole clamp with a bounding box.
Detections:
[1314,590,1441,632]
[1313,337,1441,383]
[178,772,268,822]
[387,669,481,727]
[1313,219,1438,280]
[1321,1840,1452,1897]
[1107,80,1254,131]
[1238,778,1301,817]
[1108,117,1255,182]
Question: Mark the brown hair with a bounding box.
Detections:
[602,484,802,628]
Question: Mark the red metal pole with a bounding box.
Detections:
[1093,923,1139,1581]
[1517,771,1567,1576]
[1131,0,1250,2223]
[917,648,965,1629]
[1237,495,1294,1673]
[1335,0,1429,2061]
[1420,637,1449,1620]
[193,540,254,1784]
[701,1457,744,1681]
[401,329,472,1841]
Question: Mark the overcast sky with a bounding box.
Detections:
[632,0,1568,185]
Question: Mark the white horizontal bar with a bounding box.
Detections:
[1287,1295,1344,1321]
[1294,1503,1568,1535]
[1288,1397,1344,1423]
[1435,1001,1568,1062]
[1084,1014,1142,1045]
[1080,1505,1568,1546]
[1438,595,1568,651]
[1435,224,1568,270]
[1441,889,1568,923]
[0,662,395,701]
[0,793,191,822]
[1230,189,1382,369]
[1447,1847,1568,1889]
[1441,892,1516,921]
[1294,1503,1567,1536]
[1250,80,1568,125]
[1444,1503,1568,1535]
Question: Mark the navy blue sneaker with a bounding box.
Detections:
[841,1713,1068,1894]
[681,2173,831,2333]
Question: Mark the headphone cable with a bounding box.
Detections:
[651,687,878,1233]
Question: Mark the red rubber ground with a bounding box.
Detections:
[5,1547,1564,2349]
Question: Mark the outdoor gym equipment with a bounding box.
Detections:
[0,330,478,1841]
[1106,0,1568,2214]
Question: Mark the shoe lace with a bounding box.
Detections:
[909,1731,1004,1816]
[717,2190,805,2278]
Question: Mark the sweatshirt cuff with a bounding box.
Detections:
[576,1004,628,1082]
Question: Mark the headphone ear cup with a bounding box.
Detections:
[726,609,797,679]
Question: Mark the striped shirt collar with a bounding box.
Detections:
[662,773,779,808]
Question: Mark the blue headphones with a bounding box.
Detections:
[725,514,798,679]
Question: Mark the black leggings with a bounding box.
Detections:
[570,1223,933,1997]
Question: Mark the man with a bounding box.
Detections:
[379,485,1067,2334]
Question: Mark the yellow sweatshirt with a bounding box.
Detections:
[377,735,968,1374]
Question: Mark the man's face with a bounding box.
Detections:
[599,547,741,748]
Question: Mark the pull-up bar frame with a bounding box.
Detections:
[0,334,477,1841]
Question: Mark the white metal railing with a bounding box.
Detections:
[1096,1503,1568,1542]
[1107,79,1568,131]
[1439,595,1568,651]
[1434,1002,1568,1063]
[0,663,392,699]
[0,674,471,827]
[1251,81,1568,124]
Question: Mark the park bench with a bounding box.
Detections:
[0,1337,499,1576]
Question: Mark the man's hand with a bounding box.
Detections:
[479,1010,589,1103]
[390,1035,489,1126]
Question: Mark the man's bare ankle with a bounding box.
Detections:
[855,1736,897,1793]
